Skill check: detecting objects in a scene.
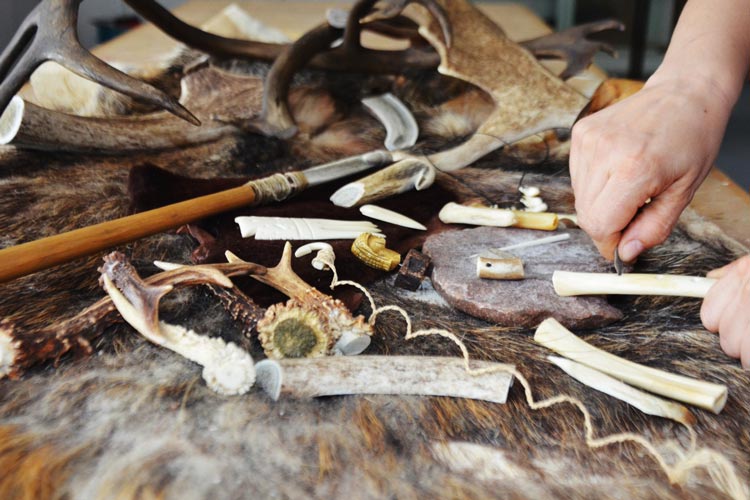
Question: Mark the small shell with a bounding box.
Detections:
[351,233,401,271]
[518,185,541,197]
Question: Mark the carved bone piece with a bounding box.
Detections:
[235,216,383,240]
[534,318,728,413]
[254,356,515,403]
[351,233,401,271]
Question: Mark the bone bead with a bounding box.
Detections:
[476,252,525,280]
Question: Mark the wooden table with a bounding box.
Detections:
[86,1,750,250]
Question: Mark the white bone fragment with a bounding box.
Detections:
[362,93,419,151]
[476,253,524,280]
[518,186,540,198]
[235,216,383,240]
[333,330,372,356]
[520,196,548,213]
[439,202,517,227]
[294,242,336,271]
[359,204,427,230]
[153,261,184,271]
[102,274,256,396]
[491,233,571,253]
[547,356,695,425]
[534,318,728,413]
[552,271,717,298]
[254,356,514,403]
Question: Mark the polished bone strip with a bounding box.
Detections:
[552,271,717,298]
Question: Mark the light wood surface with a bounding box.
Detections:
[77,1,750,250]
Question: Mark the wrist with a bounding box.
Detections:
[645,67,738,117]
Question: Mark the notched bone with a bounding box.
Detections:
[255,356,515,402]
[235,216,383,240]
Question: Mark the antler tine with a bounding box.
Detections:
[257,24,342,138]
[521,19,625,80]
[0,0,199,124]
[359,0,453,47]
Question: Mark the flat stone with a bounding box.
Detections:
[422,227,623,329]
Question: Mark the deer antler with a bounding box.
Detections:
[521,19,624,80]
[0,0,198,124]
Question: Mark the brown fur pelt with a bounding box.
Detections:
[0,57,748,499]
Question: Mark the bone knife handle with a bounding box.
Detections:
[553,271,717,298]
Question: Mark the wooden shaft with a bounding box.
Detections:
[0,185,256,283]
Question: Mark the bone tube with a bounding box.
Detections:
[477,253,524,280]
[534,318,728,413]
[553,271,717,298]
[547,356,695,425]
[254,356,515,403]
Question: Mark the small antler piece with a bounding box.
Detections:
[228,245,373,359]
[100,253,256,396]
[0,0,198,124]
[520,19,625,80]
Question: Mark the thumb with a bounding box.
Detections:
[618,188,688,262]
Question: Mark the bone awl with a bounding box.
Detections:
[0,151,392,283]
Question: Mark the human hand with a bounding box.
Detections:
[701,255,750,367]
[569,76,734,261]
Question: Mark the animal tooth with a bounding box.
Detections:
[359,204,427,230]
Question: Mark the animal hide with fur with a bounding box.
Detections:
[0,17,748,500]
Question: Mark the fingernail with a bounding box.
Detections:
[620,240,644,262]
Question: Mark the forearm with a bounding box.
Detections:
[649,0,750,108]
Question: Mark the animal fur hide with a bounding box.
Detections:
[0,10,749,500]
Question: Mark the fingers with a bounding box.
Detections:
[707,257,744,279]
[701,256,750,367]
[618,184,689,262]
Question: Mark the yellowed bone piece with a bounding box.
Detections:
[351,233,401,271]
[477,252,525,280]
